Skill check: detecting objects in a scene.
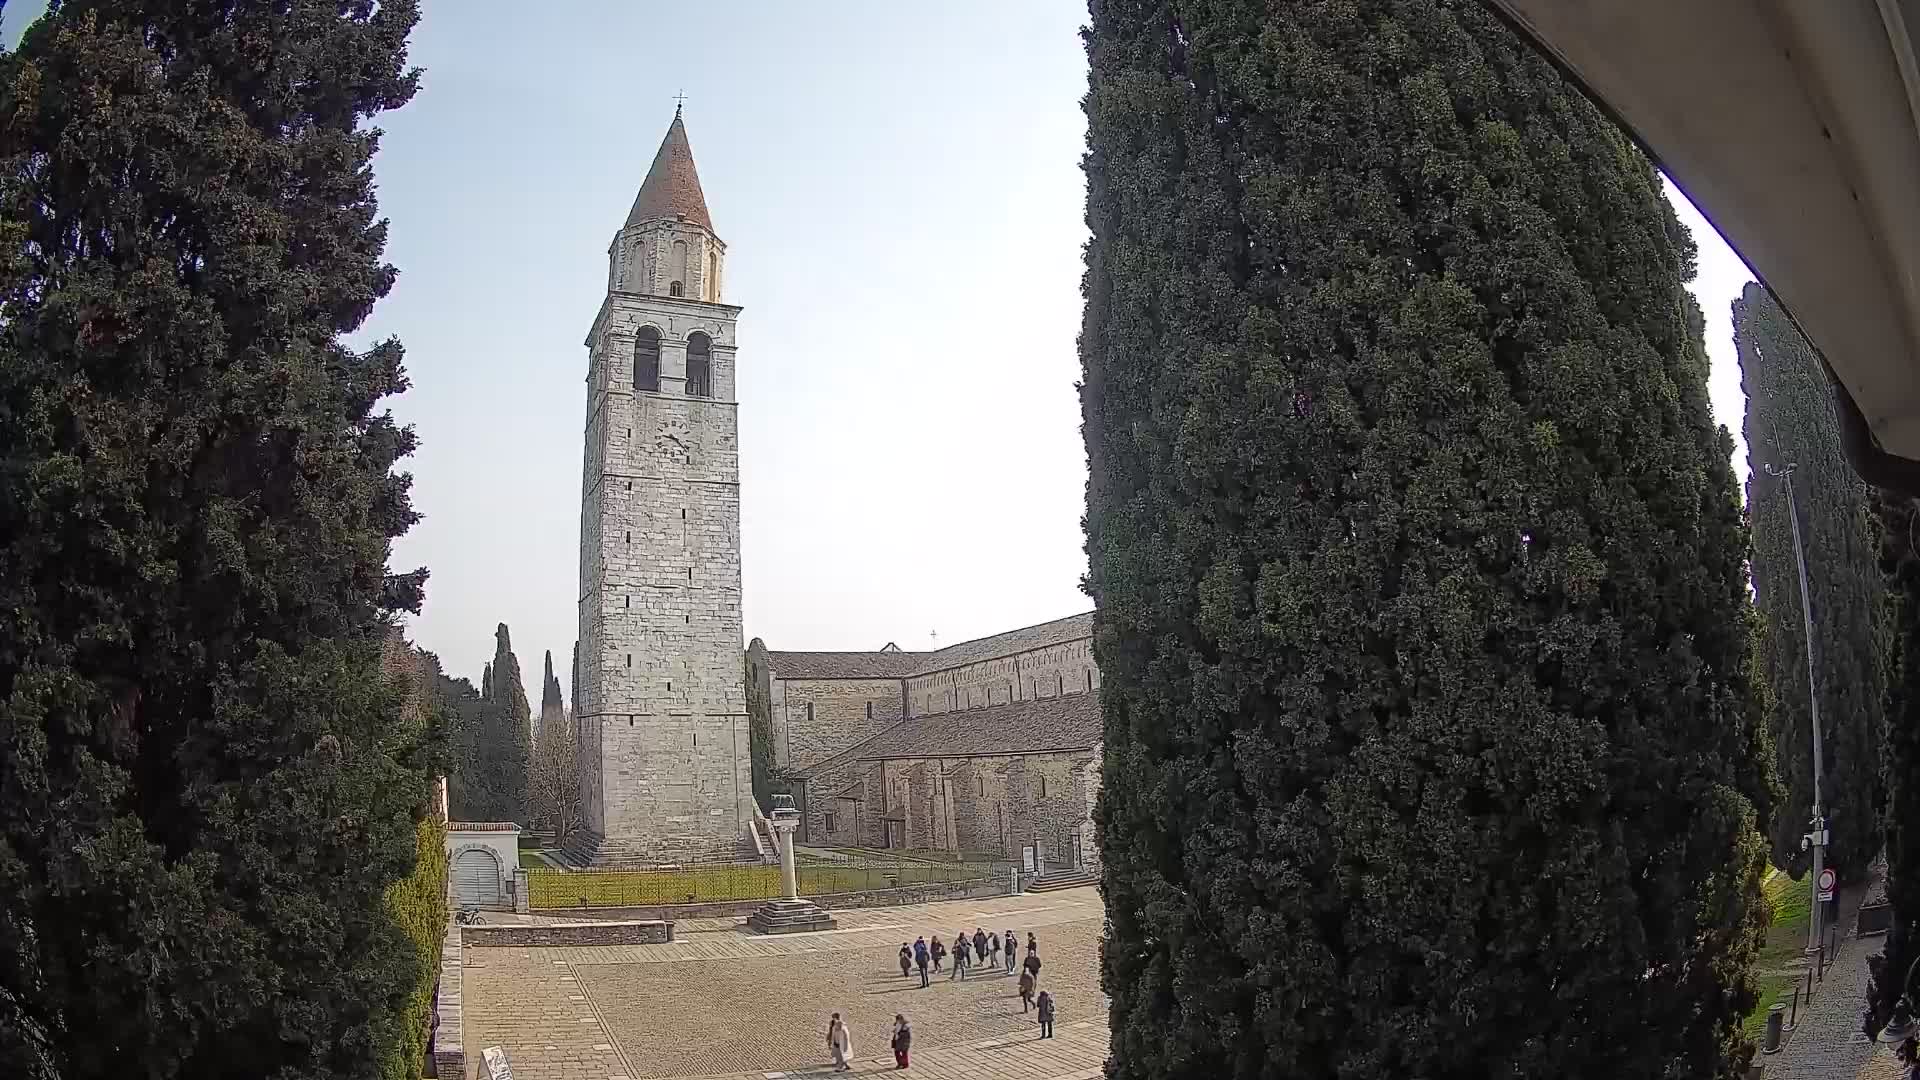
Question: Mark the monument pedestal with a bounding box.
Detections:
[746,897,838,934]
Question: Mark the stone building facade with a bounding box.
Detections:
[747,613,1104,872]
[570,111,752,865]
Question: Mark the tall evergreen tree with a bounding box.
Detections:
[1081,2,1768,1077]
[539,649,564,743]
[0,1,430,1077]
[1736,283,1887,879]
[1869,490,1920,1037]
[486,623,531,822]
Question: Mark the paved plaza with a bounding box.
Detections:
[458,889,1108,1080]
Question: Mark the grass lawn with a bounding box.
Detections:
[1743,870,1815,1036]
[528,859,999,909]
[518,849,549,870]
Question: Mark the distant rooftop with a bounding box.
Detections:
[765,611,1094,681]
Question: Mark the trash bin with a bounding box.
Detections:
[1764,1003,1787,1054]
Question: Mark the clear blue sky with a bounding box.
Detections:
[3,2,1755,700]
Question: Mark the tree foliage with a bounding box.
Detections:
[1736,283,1887,879]
[442,624,532,823]
[1869,491,1920,1036]
[528,648,579,843]
[0,2,430,1074]
[1080,2,1769,1077]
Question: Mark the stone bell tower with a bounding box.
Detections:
[570,108,752,865]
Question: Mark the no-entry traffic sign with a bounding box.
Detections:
[1817,867,1837,902]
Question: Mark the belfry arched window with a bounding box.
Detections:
[686,331,712,398]
[635,326,660,392]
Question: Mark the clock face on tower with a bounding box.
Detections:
[652,414,691,464]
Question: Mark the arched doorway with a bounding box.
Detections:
[452,847,503,908]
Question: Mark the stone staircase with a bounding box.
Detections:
[745,897,838,934]
[1026,867,1098,893]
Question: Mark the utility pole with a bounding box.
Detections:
[1766,461,1829,957]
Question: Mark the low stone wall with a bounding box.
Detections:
[432,919,463,1078]
[462,920,675,947]
[550,874,1010,923]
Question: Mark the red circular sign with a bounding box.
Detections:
[1818,868,1837,892]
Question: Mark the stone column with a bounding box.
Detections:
[775,815,799,901]
[748,795,837,934]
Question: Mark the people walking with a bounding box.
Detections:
[1026,932,1038,956]
[1003,929,1017,973]
[828,1012,853,1071]
[1018,968,1035,1012]
[899,943,913,979]
[1023,948,1043,984]
[930,935,946,974]
[891,1013,912,1070]
[987,928,1001,970]
[973,927,990,967]
[951,930,971,980]
[1036,992,1055,1038]
[914,936,930,988]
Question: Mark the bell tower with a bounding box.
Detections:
[571,109,751,864]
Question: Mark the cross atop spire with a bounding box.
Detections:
[672,89,688,118]
[624,111,713,234]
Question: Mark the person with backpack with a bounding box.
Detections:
[891,1013,913,1070]
[913,937,930,988]
[1036,991,1056,1038]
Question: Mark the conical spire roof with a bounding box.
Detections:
[625,111,713,233]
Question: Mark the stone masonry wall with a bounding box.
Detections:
[801,749,1097,866]
[771,676,904,773]
[905,637,1099,718]
[577,278,750,863]
[461,920,674,947]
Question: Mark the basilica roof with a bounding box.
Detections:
[763,650,925,680]
[626,111,714,233]
[764,611,1094,682]
[796,690,1102,777]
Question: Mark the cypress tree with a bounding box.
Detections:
[540,649,564,744]
[0,1,430,1076]
[486,623,532,822]
[1870,491,1920,1036]
[1736,283,1887,879]
[1081,2,1768,1077]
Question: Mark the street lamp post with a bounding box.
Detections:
[1765,461,1829,957]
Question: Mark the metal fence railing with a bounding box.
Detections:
[527,856,1005,910]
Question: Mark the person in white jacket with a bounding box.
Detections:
[827,1012,853,1072]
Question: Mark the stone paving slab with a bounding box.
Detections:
[462,888,1105,1080]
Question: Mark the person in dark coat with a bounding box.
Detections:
[899,943,913,979]
[1023,949,1043,982]
[930,935,946,974]
[1018,969,1035,1012]
[1036,991,1056,1038]
[891,1013,912,1070]
[913,937,930,988]
[1003,929,1017,973]
[1026,932,1038,956]
[973,927,990,967]
[952,929,971,980]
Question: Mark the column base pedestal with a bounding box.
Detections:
[746,897,838,935]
